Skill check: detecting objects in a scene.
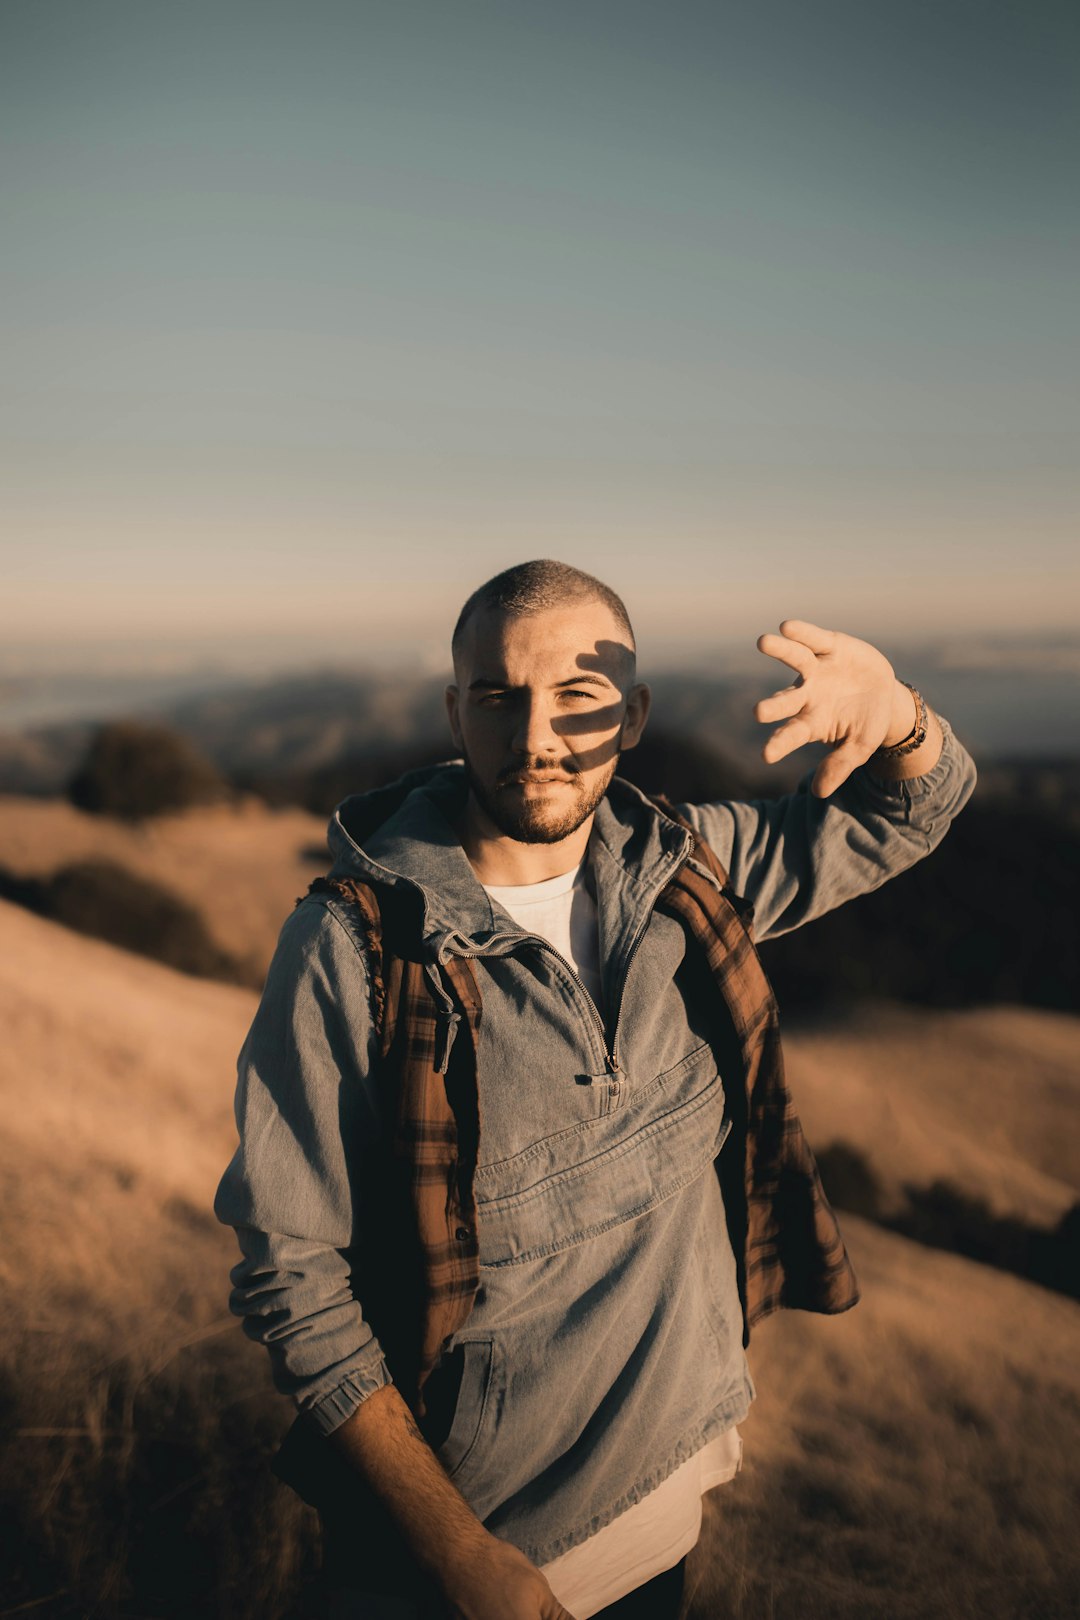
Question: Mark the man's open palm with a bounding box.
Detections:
[755,619,898,798]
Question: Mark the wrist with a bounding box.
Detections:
[428,1515,496,1571]
[869,702,944,782]
[881,679,919,749]
[439,1532,503,1595]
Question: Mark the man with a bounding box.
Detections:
[214,560,976,1619]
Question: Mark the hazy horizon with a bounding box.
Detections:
[1,624,1077,761]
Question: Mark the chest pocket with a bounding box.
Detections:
[473,1041,729,1267]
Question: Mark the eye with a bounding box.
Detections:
[560,689,596,701]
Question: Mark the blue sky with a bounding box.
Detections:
[2,0,1077,672]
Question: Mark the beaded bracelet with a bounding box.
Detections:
[875,680,929,757]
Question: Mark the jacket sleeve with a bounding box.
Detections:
[674,709,977,944]
[212,897,393,1435]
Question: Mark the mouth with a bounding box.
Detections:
[498,771,575,788]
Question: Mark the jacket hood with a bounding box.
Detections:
[328,761,500,960]
[332,759,466,849]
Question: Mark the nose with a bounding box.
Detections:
[510,693,559,758]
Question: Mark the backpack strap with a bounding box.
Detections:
[648,793,757,935]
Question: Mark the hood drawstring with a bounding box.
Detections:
[434,1011,462,1074]
[423,961,461,1073]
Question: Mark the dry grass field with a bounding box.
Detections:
[0,834,1077,1618]
[687,1220,1080,1620]
[0,899,309,1617]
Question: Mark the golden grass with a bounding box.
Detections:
[687,1218,1080,1619]
[0,900,312,1616]
[0,895,1077,1617]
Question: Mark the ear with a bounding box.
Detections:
[445,684,464,751]
[619,682,651,752]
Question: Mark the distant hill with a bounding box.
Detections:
[0,668,804,797]
[0,659,1077,1019]
[2,657,1077,807]
[0,716,94,796]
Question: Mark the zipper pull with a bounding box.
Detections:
[582,1060,622,1088]
[581,1055,626,1114]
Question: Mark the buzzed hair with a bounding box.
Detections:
[452,560,636,666]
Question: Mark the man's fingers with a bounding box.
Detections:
[754,684,805,725]
[778,618,835,655]
[811,741,866,798]
[761,715,812,764]
[756,632,815,679]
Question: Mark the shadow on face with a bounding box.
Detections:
[448,604,648,770]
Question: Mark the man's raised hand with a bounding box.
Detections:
[754,620,909,798]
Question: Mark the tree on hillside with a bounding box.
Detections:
[0,859,259,987]
[69,720,230,820]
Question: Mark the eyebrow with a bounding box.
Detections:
[467,673,614,692]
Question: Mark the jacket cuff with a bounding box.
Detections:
[302,1350,394,1436]
[859,712,969,803]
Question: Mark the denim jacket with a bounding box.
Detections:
[214,716,976,1563]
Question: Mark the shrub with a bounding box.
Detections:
[0,861,258,987]
[889,1182,1080,1302]
[811,1144,1078,1303]
[814,1141,884,1220]
[69,722,229,820]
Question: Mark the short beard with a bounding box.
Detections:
[462,752,619,845]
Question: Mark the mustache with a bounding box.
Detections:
[496,763,580,786]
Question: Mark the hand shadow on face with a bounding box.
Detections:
[539,637,646,773]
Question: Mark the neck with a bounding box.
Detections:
[457,795,594,885]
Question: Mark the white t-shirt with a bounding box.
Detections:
[539,1430,742,1617]
[481,858,742,1618]
[483,858,604,1009]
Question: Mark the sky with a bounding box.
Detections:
[2,0,1078,677]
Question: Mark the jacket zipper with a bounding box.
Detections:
[605,928,647,1072]
[458,937,617,1071]
[527,938,618,1071]
[464,928,649,1081]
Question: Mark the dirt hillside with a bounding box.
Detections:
[0,897,253,1349]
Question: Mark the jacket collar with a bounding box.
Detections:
[327,761,692,963]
